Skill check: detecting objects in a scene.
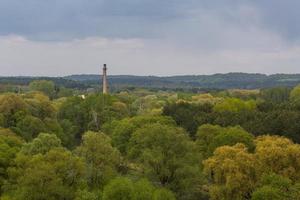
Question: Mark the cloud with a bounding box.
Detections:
[0,0,300,75]
[1,32,300,76]
[1,0,299,41]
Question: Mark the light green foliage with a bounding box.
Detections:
[21,133,62,155]
[252,174,300,200]
[102,177,134,200]
[128,123,204,199]
[132,95,165,115]
[76,131,121,188]
[75,189,99,200]
[5,148,85,200]
[104,115,175,154]
[132,179,155,200]
[290,84,300,107]
[153,189,176,200]
[0,129,23,193]
[196,124,255,157]
[102,177,171,200]
[214,98,256,112]
[29,80,56,98]
[251,186,282,200]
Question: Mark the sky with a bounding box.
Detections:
[1,0,300,76]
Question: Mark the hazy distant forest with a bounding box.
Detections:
[1,76,300,200]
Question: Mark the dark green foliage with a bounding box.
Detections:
[260,87,291,103]
[163,102,213,137]
[163,101,300,143]
[15,115,46,141]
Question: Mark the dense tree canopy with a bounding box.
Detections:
[1,81,300,200]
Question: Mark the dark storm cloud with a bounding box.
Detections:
[0,0,192,40]
[0,0,298,41]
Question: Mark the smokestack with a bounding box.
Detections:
[102,64,108,94]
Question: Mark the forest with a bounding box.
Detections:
[1,80,300,200]
[2,73,300,91]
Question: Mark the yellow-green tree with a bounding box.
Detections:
[203,144,257,200]
[255,135,300,181]
[204,135,300,200]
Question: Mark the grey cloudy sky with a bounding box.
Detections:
[1,0,300,76]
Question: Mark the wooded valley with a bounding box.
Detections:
[1,80,300,200]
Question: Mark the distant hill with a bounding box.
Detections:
[2,73,300,90]
[65,73,300,89]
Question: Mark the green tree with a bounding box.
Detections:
[290,84,300,108]
[76,131,121,189]
[104,115,175,155]
[57,87,73,98]
[163,102,213,137]
[128,123,205,199]
[24,92,56,119]
[5,148,85,200]
[58,96,88,140]
[204,144,257,200]
[0,94,28,127]
[252,174,299,200]
[0,129,23,194]
[21,133,62,155]
[196,124,255,158]
[75,189,99,200]
[260,87,290,103]
[15,115,46,141]
[29,80,56,98]
[132,179,155,200]
[214,98,256,113]
[255,136,300,181]
[153,188,176,200]
[102,177,134,200]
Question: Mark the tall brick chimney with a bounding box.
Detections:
[102,64,108,94]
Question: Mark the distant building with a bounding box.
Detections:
[102,64,109,94]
